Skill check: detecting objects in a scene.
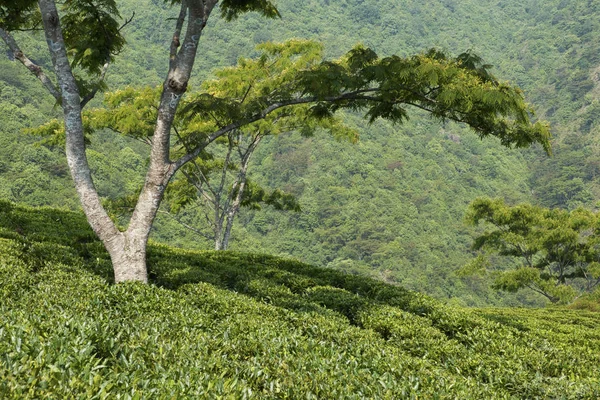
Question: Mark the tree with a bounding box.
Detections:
[164,127,303,251]
[31,49,357,250]
[1,0,551,283]
[463,198,600,303]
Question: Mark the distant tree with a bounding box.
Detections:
[163,126,304,251]
[463,198,600,303]
[1,0,551,283]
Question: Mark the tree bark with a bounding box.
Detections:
[37,0,121,247]
[105,232,148,283]
[0,26,60,100]
[111,1,216,282]
[27,1,365,282]
[34,0,217,283]
[221,134,262,250]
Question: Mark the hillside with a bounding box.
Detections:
[1,201,600,398]
[2,0,600,306]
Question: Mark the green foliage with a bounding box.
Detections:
[465,198,600,303]
[2,0,125,77]
[0,0,39,31]
[182,40,550,154]
[2,0,597,306]
[181,40,353,140]
[219,0,281,21]
[61,0,126,75]
[85,86,160,141]
[569,287,600,312]
[1,201,600,398]
[74,43,361,247]
[239,182,301,212]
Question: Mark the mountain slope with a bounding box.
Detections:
[2,0,600,305]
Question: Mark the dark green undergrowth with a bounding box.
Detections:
[1,200,600,399]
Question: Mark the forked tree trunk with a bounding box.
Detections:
[36,0,215,283]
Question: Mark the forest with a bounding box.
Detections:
[1,0,600,397]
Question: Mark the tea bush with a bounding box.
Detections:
[1,202,599,398]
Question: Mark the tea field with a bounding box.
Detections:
[1,201,599,398]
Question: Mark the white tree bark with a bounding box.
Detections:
[0,27,60,100]
[34,0,218,283]
[37,0,121,245]
[9,1,395,283]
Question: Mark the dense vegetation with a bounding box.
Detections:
[2,1,600,397]
[1,201,600,398]
[2,0,600,305]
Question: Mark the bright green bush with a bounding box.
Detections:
[1,202,599,398]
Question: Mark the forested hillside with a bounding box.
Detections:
[2,0,600,305]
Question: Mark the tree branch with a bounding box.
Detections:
[217,134,235,201]
[525,284,558,303]
[0,26,60,100]
[173,92,378,170]
[119,11,135,31]
[37,0,120,244]
[183,168,218,208]
[174,123,220,204]
[157,209,213,240]
[169,3,186,66]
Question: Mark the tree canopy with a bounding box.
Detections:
[179,41,551,161]
[464,198,600,304]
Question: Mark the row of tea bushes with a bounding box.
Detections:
[1,201,599,398]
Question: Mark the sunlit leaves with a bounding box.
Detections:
[24,115,94,146]
[182,39,550,154]
[182,40,357,145]
[91,86,160,141]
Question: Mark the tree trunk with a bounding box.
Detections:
[221,211,235,251]
[35,0,214,283]
[105,232,148,283]
[221,134,261,250]
[215,235,225,251]
[214,216,225,250]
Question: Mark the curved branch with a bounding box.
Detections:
[173,91,381,170]
[0,26,60,100]
[119,12,135,31]
[525,284,558,303]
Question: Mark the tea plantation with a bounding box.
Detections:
[1,200,599,398]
